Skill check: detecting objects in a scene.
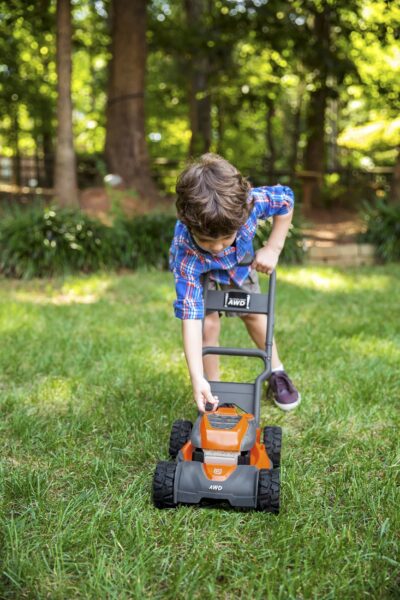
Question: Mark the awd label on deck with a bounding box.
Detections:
[223,291,251,310]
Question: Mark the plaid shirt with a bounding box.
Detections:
[169,185,294,319]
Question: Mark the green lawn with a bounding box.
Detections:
[0,266,399,599]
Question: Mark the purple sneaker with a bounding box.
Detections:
[267,371,301,411]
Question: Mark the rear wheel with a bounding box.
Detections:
[153,461,177,508]
[169,420,192,458]
[263,426,282,467]
[257,468,280,513]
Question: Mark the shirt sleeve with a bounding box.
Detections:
[252,185,294,219]
[170,244,204,320]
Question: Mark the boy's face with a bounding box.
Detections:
[191,230,237,256]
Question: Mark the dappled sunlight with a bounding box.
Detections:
[341,333,400,362]
[8,274,112,305]
[279,267,392,293]
[25,376,76,413]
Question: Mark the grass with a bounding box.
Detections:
[0,265,399,599]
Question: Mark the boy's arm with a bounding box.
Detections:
[252,210,293,274]
[251,185,295,274]
[182,319,219,413]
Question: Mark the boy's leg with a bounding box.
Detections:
[241,312,301,411]
[202,311,221,380]
[240,313,281,368]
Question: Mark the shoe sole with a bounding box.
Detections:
[273,393,302,412]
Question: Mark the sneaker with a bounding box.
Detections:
[267,371,301,411]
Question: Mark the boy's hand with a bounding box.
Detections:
[192,376,219,413]
[252,244,280,275]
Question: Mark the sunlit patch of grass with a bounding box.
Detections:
[6,273,112,305]
[279,266,393,293]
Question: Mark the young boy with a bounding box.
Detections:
[169,153,300,414]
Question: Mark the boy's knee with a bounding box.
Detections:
[203,312,220,342]
[241,312,261,324]
[240,312,266,329]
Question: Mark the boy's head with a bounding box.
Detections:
[176,154,253,249]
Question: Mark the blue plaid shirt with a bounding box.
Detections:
[169,185,294,319]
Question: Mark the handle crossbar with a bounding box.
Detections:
[205,289,269,314]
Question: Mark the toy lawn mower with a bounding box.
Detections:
[153,263,281,512]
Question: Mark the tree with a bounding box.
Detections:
[104,0,159,200]
[184,0,212,156]
[54,0,79,207]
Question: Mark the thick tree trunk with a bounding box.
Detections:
[303,85,328,210]
[54,0,79,207]
[185,0,212,157]
[302,8,330,211]
[389,146,400,204]
[105,0,158,199]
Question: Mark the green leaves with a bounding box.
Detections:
[0,205,115,278]
[360,200,400,262]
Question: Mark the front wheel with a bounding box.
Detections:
[153,461,177,509]
[257,468,280,514]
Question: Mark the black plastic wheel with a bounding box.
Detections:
[153,461,177,508]
[257,468,280,513]
[263,426,282,467]
[169,420,193,458]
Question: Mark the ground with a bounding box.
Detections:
[0,266,399,598]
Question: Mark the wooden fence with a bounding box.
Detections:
[0,154,393,206]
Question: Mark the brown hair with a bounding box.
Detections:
[175,153,253,237]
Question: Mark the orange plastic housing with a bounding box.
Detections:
[179,406,272,480]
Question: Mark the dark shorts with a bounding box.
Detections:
[202,269,261,318]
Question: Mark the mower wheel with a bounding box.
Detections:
[263,426,282,467]
[169,420,193,458]
[153,461,177,508]
[257,468,280,514]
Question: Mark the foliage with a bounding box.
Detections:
[254,214,306,264]
[114,213,177,270]
[0,205,115,278]
[0,205,305,278]
[359,200,400,262]
[1,0,399,197]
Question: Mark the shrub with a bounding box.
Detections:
[359,200,400,262]
[0,205,116,278]
[114,213,177,270]
[0,205,305,278]
[254,214,306,264]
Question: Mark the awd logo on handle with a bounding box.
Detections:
[224,291,251,310]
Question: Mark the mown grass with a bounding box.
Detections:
[0,266,399,599]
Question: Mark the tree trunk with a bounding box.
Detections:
[105,0,159,200]
[11,105,21,187]
[302,8,330,211]
[289,86,304,184]
[265,98,276,180]
[54,0,79,207]
[389,146,400,204]
[303,85,328,210]
[185,0,212,157]
[215,95,224,156]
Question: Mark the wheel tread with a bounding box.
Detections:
[169,420,193,458]
[153,461,177,508]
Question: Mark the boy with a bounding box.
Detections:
[169,153,300,414]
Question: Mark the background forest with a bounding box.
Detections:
[0,0,399,214]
